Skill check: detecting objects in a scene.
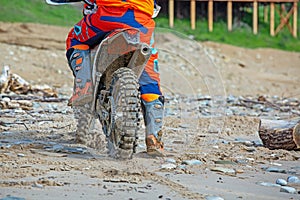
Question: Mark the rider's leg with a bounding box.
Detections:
[66,44,93,106]
[66,6,163,153]
[139,43,165,156]
[141,94,164,155]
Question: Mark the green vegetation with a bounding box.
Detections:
[0,0,299,51]
[155,12,300,52]
[0,0,82,26]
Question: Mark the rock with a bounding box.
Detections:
[164,147,173,152]
[243,146,256,152]
[44,144,64,152]
[257,182,281,187]
[210,167,236,174]
[0,196,25,200]
[275,178,287,186]
[182,159,202,165]
[165,158,176,164]
[270,162,282,166]
[262,107,273,112]
[287,176,300,183]
[263,167,286,174]
[178,165,187,170]
[234,138,250,144]
[179,124,190,128]
[161,163,177,170]
[32,182,44,189]
[237,61,246,68]
[137,144,146,149]
[253,104,264,111]
[235,169,244,174]
[0,65,10,94]
[256,53,261,59]
[214,160,237,165]
[205,195,224,200]
[280,186,297,194]
[253,140,263,146]
[236,159,248,165]
[227,95,236,103]
[2,97,11,102]
[243,140,254,147]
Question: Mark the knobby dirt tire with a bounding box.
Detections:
[106,67,140,159]
[73,104,103,149]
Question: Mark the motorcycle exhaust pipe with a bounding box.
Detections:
[141,43,151,56]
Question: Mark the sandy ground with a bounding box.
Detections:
[0,22,300,200]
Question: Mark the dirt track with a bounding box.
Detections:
[0,22,300,200]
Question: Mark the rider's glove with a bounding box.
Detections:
[83,3,97,15]
[152,4,161,18]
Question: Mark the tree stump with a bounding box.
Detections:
[258,118,300,150]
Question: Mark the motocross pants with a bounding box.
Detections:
[66,6,162,98]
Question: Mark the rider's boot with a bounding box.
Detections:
[67,45,93,106]
[141,95,164,157]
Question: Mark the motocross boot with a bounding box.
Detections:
[67,45,93,106]
[141,95,165,157]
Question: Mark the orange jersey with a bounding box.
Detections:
[95,0,154,17]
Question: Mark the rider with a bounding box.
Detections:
[66,0,164,156]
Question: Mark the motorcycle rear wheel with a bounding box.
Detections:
[73,104,104,150]
[105,67,140,159]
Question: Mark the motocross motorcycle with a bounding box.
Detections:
[46,0,152,159]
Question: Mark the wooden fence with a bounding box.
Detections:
[167,0,298,37]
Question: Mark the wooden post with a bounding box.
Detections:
[253,0,258,34]
[270,2,275,36]
[191,0,196,30]
[293,2,298,38]
[259,118,300,150]
[264,4,268,23]
[227,1,232,31]
[208,0,213,32]
[169,0,174,28]
[275,4,294,35]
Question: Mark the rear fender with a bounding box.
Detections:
[91,28,151,83]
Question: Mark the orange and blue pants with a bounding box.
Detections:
[66,6,162,102]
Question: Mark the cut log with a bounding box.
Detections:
[258,118,300,150]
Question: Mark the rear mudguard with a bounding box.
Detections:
[91,28,151,81]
